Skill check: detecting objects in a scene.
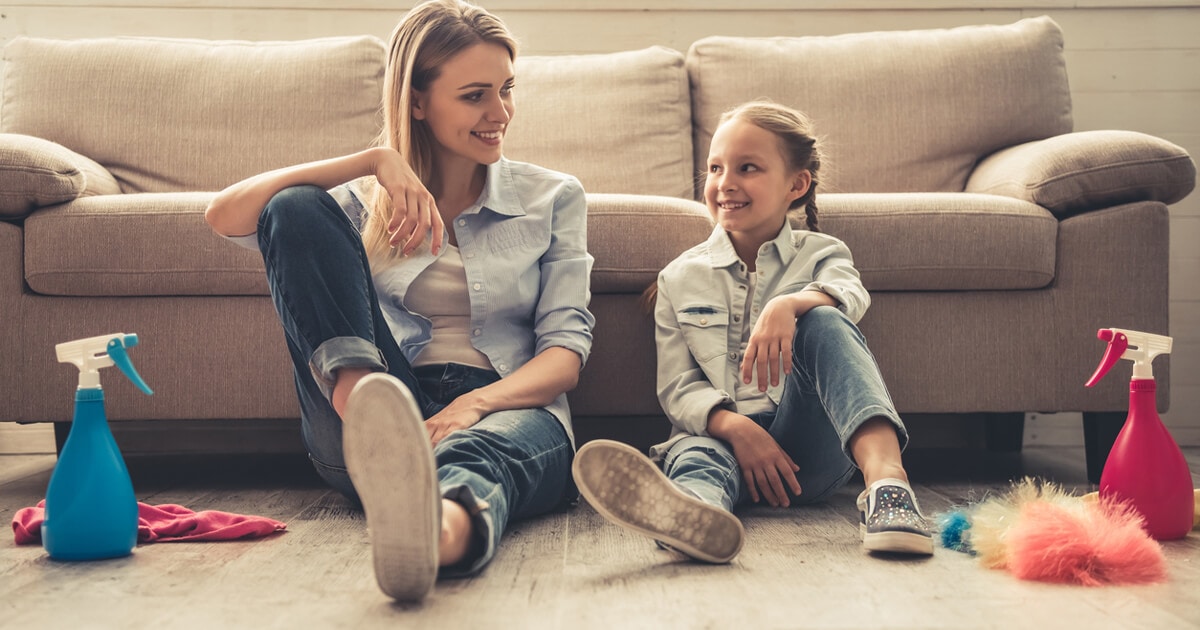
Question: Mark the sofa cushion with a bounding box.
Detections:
[507,47,694,199]
[586,194,712,293]
[817,193,1057,291]
[687,16,1072,196]
[2,36,385,194]
[24,193,268,296]
[24,192,713,298]
[966,130,1197,217]
[0,134,121,218]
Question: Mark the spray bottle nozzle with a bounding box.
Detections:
[1085,327,1171,387]
[56,333,153,394]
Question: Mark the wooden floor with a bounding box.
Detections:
[2,446,1198,629]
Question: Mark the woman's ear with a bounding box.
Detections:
[790,170,813,202]
[411,90,428,121]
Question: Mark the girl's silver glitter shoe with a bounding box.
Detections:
[856,477,934,555]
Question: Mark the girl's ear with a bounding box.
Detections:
[790,169,813,202]
[411,89,428,121]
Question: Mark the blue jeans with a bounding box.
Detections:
[256,185,573,576]
[662,306,906,511]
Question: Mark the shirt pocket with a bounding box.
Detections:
[676,304,729,363]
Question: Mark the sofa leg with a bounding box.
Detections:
[983,412,1025,453]
[1082,412,1126,484]
[53,421,71,456]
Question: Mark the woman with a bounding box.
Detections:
[205,0,593,601]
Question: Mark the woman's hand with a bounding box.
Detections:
[708,409,802,507]
[370,147,444,257]
[741,295,798,392]
[424,395,485,447]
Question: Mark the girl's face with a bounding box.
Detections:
[412,42,514,170]
[704,118,809,249]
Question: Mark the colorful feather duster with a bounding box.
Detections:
[938,477,1168,586]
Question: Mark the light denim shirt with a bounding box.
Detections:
[652,223,868,454]
[230,157,595,440]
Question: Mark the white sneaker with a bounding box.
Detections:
[572,439,745,564]
[343,373,440,601]
[856,477,934,555]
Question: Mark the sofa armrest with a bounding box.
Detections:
[965,130,1195,218]
[0,133,122,219]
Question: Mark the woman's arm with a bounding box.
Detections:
[204,146,442,256]
[424,176,594,446]
[424,346,582,445]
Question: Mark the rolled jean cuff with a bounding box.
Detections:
[308,336,388,399]
[839,405,909,463]
[437,482,499,579]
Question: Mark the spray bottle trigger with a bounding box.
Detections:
[1085,329,1128,387]
[107,336,153,395]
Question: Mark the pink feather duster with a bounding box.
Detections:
[1006,497,1167,586]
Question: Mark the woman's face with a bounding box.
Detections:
[412,42,514,169]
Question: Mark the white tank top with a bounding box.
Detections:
[404,245,494,370]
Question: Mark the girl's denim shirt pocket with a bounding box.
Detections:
[676,303,729,363]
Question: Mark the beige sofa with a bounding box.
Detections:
[1,17,1194,481]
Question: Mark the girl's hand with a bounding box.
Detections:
[423,396,484,447]
[741,296,798,392]
[722,414,802,507]
[371,148,444,256]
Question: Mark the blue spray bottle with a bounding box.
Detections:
[43,333,152,560]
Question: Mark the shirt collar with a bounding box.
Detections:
[468,157,525,217]
[704,221,800,269]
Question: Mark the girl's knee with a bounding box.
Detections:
[794,305,860,348]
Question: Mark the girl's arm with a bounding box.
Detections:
[707,407,802,507]
[204,146,443,256]
[740,289,837,391]
[654,279,734,437]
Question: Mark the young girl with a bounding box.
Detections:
[572,101,931,563]
[205,0,593,600]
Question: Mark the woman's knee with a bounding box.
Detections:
[259,185,343,238]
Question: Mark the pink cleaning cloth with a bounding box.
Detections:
[12,500,286,545]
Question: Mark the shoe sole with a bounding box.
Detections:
[343,373,439,601]
[572,439,744,564]
[860,524,935,555]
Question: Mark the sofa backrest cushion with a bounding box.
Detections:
[507,47,694,199]
[2,36,385,193]
[687,16,1072,196]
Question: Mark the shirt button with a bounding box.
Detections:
[466,252,474,259]
[473,329,482,337]
[699,318,708,325]
[733,315,741,322]
[729,351,738,361]
[458,219,467,227]
[498,364,508,372]
[473,283,482,291]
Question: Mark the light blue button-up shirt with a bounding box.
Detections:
[652,223,867,454]
[232,157,595,440]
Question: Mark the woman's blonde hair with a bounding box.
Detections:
[719,101,823,232]
[362,0,517,264]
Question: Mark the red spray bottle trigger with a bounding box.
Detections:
[1085,329,1128,387]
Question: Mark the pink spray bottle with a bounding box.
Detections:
[1085,327,1194,540]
